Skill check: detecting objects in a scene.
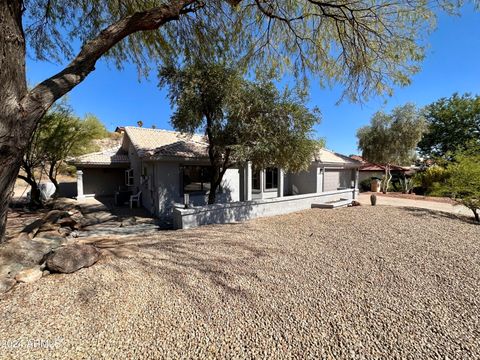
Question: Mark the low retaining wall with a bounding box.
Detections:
[173,189,357,229]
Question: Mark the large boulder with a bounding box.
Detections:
[46,244,100,274]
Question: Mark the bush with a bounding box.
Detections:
[359,178,372,192]
[434,152,480,222]
[413,165,449,195]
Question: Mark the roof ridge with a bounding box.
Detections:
[124,126,204,137]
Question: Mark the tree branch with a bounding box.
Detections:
[20,0,203,121]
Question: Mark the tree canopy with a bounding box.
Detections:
[418,93,480,159]
[22,0,471,102]
[358,104,426,166]
[357,104,426,192]
[159,61,320,203]
[19,101,108,204]
[433,144,480,222]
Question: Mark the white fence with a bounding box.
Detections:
[173,189,357,229]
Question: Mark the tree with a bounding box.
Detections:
[160,61,320,204]
[418,93,480,159]
[0,0,473,240]
[357,104,426,193]
[434,145,480,222]
[19,103,108,205]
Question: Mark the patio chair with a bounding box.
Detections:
[129,191,142,209]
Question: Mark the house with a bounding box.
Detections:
[72,126,362,228]
[350,155,409,184]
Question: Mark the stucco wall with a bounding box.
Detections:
[82,168,125,196]
[288,166,317,195]
[173,189,356,229]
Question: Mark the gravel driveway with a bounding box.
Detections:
[1,206,479,359]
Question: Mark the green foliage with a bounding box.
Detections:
[159,60,320,202]
[22,0,472,101]
[359,178,373,192]
[160,61,320,172]
[418,93,480,159]
[20,99,109,195]
[413,166,449,195]
[357,104,426,166]
[434,149,480,221]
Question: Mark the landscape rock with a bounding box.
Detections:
[0,262,24,279]
[120,217,137,227]
[46,244,100,274]
[57,217,80,229]
[15,267,43,283]
[0,277,16,294]
[80,212,116,227]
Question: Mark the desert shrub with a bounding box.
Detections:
[413,165,449,195]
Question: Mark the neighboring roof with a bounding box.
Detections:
[124,126,208,160]
[349,155,366,163]
[349,155,409,172]
[360,163,408,172]
[70,148,130,166]
[314,148,362,167]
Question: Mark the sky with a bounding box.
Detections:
[26,5,480,156]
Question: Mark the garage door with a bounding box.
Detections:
[324,170,352,191]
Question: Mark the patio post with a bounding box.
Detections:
[353,168,359,199]
[259,169,265,199]
[76,170,85,200]
[277,168,284,197]
[316,167,324,193]
[245,162,252,201]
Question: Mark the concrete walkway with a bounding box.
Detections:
[357,193,473,218]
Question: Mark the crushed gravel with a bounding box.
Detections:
[0,206,479,359]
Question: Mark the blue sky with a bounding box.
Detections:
[26,5,480,155]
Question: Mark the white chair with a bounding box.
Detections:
[130,191,142,209]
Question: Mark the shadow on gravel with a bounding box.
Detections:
[401,206,477,225]
[87,224,277,307]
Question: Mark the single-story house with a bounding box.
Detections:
[349,155,409,184]
[72,126,362,228]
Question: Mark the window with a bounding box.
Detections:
[252,169,261,190]
[182,166,212,193]
[125,169,134,186]
[265,168,278,189]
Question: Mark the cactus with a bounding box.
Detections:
[370,194,377,206]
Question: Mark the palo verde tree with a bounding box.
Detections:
[418,93,480,159]
[0,0,476,240]
[357,104,426,193]
[20,101,108,205]
[434,144,480,222]
[160,61,320,204]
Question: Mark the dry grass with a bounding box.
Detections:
[0,206,479,359]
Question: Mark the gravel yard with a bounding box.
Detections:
[1,206,479,359]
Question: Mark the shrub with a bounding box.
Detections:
[413,165,449,195]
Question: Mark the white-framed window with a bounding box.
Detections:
[125,169,134,186]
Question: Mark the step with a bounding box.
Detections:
[311,198,352,209]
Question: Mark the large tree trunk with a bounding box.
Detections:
[0,0,201,242]
[0,0,30,240]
